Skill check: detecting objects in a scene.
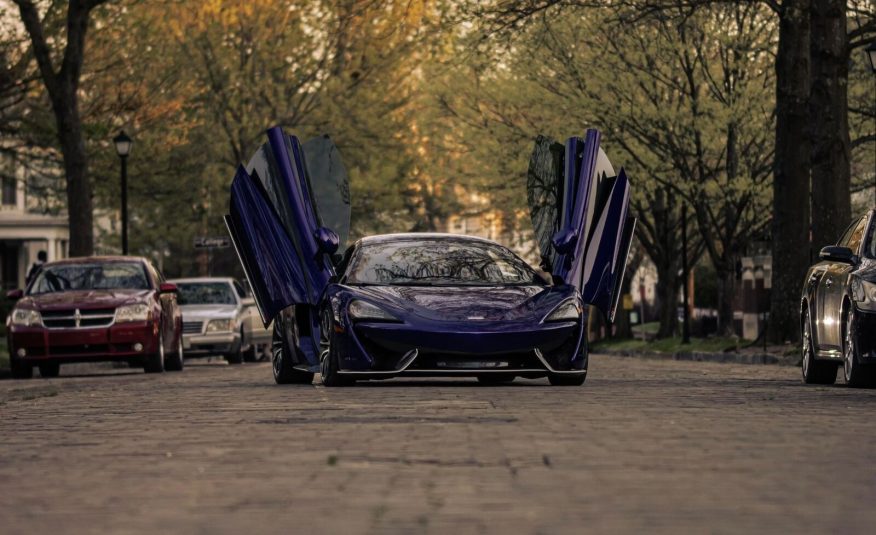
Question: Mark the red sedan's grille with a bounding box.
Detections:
[41,308,116,329]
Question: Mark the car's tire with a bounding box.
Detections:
[225,329,244,365]
[243,341,259,363]
[843,306,876,388]
[38,362,60,378]
[165,335,184,372]
[272,321,314,385]
[548,373,586,386]
[11,357,33,379]
[144,330,165,374]
[319,314,354,387]
[477,375,516,385]
[801,307,838,385]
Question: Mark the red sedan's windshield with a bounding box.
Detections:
[29,262,150,295]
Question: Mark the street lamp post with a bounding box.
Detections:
[113,131,133,255]
[866,42,876,206]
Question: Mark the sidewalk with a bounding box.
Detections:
[593,337,799,367]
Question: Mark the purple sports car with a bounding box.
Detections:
[225,127,635,386]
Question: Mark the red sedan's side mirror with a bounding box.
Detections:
[159,282,178,294]
[5,289,23,300]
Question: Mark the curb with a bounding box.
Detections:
[597,348,798,367]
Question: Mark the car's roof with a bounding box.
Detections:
[167,277,236,284]
[43,256,150,267]
[357,233,501,246]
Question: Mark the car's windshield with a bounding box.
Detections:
[29,262,149,294]
[176,282,237,305]
[345,238,542,286]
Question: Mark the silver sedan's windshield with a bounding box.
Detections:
[176,282,237,305]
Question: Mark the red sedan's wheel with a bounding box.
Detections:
[10,357,33,379]
[144,329,165,374]
[165,332,184,372]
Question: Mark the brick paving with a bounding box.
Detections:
[1,355,875,534]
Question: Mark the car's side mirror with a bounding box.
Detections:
[241,296,256,307]
[314,227,339,256]
[5,289,23,300]
[819,246,858,265]
[159,282,178,294]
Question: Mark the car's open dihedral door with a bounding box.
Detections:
[526,129,636,323]
[225,126,351,326]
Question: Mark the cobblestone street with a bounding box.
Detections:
[1,355,875,534]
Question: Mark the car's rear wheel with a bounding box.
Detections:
[10,357,33,379]
[38,362,60,378]
[272,321,314,385]
[165,334,184,372]
[548,373,586,386]
[477,375,515,385]
[843,307,876,388]
[243,341,260,363]
[801,307,838,385]
[144,330,165,374]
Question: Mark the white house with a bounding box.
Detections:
[0,171,68,290]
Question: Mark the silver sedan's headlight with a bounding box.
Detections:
[544,300,581,322]
[115,304,151,323]
[206,319,235,333]
[852,280,876,311]
[11,308,42,327]
[348,300,400,322]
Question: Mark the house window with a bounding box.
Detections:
[1,177,16,206]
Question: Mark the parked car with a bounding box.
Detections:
[5,256,183,378]
[225,127,634,386]
[801,209,876,387]
[168,277,269,364]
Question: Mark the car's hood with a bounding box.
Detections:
[22,289,153,311]
[349,284,570,322]
[178,304,239,321]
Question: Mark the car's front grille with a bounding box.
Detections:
[182,321,203,334]
[41,308,116,329]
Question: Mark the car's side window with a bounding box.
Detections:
[865,216,876,259]
[837,218,860,247]
[846,217,868,255]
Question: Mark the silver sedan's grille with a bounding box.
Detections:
[41,308,116,329]
[182,321,203,334]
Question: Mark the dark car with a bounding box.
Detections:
[801,210,876,387]
[6,256,184,378]
[224,127,635,386]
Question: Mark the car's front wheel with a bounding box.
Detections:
[843,307,876,388]
[225,329,244,365]
[38,362,60,378]
[144,330,165,374]
[319,312,354,387]
[272,321,313,385]
[165,334,184,372]
[10,356,33,379]
[801,307,838,384]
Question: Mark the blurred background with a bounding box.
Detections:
[0,0,874,348]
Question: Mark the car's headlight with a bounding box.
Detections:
[11,308,42,327]
[853,280,876,311]
[544,300,581,322]
[206,319,235,332]
[115,304,151,323]
[348,300,400,322]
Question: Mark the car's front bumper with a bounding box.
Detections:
[182,332,240,356]
[8,321,159,363]
[332,319,586,378]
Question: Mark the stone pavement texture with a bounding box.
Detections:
[1,355,874,534]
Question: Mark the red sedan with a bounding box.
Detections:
[5,256,183,378]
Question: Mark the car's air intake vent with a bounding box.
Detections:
[182,321,203,334]
[42,308,116,329]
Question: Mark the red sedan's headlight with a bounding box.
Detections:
[114,303,152,323]
[10,308,42,327]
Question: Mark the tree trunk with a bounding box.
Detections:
[809,0,851,251]
[716,265,736,336]
[769,0,811,344]
[655,258,680,339]
[55,95,94,257]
